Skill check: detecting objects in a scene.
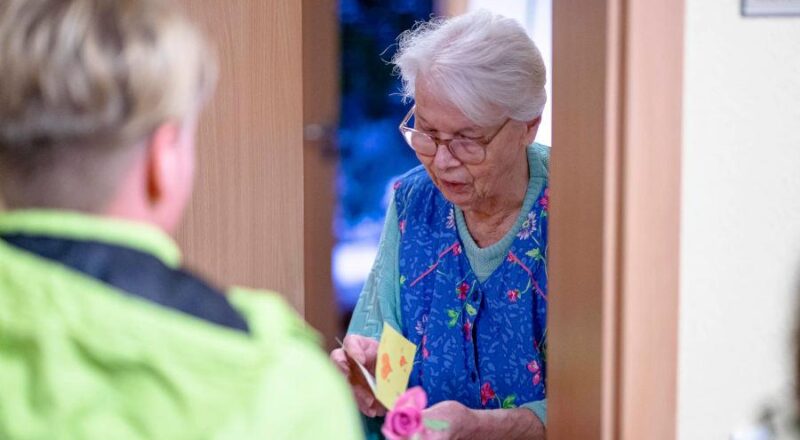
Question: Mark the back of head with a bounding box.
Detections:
[0,0,216,212]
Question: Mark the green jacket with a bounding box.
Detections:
[0,210,363,439]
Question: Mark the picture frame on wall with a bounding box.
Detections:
[742,0,800,17]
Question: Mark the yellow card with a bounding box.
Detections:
[375,322,417,410]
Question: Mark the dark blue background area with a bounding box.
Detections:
[334,0,434,317]
[337,0,432,230]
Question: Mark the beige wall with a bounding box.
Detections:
[679,1,800,438]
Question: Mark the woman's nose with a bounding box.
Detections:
[433,142,461,169]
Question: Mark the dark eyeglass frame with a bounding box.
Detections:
[397,105,511,165]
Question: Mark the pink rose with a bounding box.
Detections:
[382,387,427,440]
[395,386,427,410]
[382,407,423,440]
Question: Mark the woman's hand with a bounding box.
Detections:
[329,334,386,417]
[421,401,545,440]
[420,400,476,440]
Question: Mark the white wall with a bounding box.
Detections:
[679,1,800,438]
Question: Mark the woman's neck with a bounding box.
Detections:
[463,152,530,248]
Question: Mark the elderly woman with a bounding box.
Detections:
[331,10,549,440]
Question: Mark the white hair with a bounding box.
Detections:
[392,9,547,127]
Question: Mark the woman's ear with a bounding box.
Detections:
[523,116,542,146]
[144,122,182,207]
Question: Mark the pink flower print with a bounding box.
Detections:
[393,180,403,190]
[528,360,542,386]
[538,188,550,211]
[453,243,462,255]
[480,382,496,406]
[506,252,515,263]
[421,335,430,359]
[507,289,521,303]
[399,220,407,234]
[457,282,469,300]
[463,320,473,341]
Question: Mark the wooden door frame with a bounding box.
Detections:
[176,1,306,312]
[301,0,340,349]
[548,1,684,439]
[177,1,341,349]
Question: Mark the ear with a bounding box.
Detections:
[522,116,542,146]
[145,122,182,206]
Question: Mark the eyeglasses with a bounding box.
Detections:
[398,105,511,165]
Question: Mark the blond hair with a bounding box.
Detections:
[0,0,216,211]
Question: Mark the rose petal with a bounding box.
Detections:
[395,386,427,410]
[381,412,403,440]
[382,406,423,439]
[394,409,421,435]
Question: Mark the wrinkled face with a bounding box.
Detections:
[413,81,534,212]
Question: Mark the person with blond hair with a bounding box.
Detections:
[0,0,362,438]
